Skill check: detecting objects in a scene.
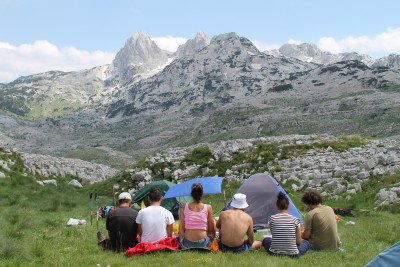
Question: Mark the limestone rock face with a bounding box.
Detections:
[127,135,400,205]
[68,179,83,188]
[21,152,119,184]
[375,186,400,205]
[174,32,210,58]
[105,32,170,84]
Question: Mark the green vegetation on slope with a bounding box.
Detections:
[1,144,399,266]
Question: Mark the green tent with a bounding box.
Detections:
[132,180,192,210]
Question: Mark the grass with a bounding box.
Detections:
[1,148,399,266]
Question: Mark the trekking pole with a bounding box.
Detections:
[90,193,93,226]
[95,193,99,230]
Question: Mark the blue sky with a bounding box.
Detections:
[1,0,400,82]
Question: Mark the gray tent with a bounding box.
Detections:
[229,173,303,229]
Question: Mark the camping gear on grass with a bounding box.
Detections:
[228,173,303,229]
[67,218,86,226]
[125,237,179,256]
[132,180,192,218]
[365,241,400,267]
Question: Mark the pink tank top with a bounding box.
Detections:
[184,203,208,230]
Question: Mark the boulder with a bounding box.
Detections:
[68,179,83,188]
[42,179,57,186]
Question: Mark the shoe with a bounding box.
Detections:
[97,231,106,244]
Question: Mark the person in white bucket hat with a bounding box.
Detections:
[230,193,249,209]
[216,193,261,252]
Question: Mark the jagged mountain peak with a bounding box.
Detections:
[174,31,211,58]
[116,31,166,65]
[208,32,260,55]
[106,31,169,83]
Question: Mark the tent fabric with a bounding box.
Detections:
[164,177,223,199]
[365,242,400,267]
[125,237,179,256]
[131,180,192,210]
[229,173,303,229]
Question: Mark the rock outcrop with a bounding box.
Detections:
[127,135,400,204]
[21,152,119,184]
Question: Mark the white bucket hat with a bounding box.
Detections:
[118,192,132,200]
[231,193,249,209]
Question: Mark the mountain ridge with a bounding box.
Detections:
[0,31,400,163]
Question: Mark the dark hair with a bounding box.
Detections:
[149,187,163,202]
[276,192,289,210]
[118,199,130,205]
[301,190,323,205]
[191,183,203,202]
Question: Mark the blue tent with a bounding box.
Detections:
[164,177,223,198]
[365,242,400,267]
[228,173,303,229]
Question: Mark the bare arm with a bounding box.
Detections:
[301,228,311,240]
[179,205,185,239]
[207,205,216,237]
[246,217,254,244]
[296,226,302,245]
[137,224,142,237]
[216,214,222,229]
[166,224,173,237]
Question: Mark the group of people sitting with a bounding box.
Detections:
[99,183,340,257]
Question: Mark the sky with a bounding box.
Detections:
[1,0,400,83]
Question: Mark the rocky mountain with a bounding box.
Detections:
[372,54,400,69]
[267,43,375,66]
[174,31,211,58]
[0,31,400,166]
[105,31,171,85]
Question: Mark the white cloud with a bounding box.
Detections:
[0,40,115,83]
[288,38,302,45]
[319,27,400,56]
[250,39,280,52]
[151,36,188,52]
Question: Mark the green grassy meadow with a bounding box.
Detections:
[1,149,400,266]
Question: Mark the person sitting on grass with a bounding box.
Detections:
[262,192,309,257]
[97,192,139,252]
[216,193,261,252]
[179,183,216,248]
[136,187,175,243]
[301,189,341,250]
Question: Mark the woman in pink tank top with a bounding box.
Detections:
[179,183,216,248]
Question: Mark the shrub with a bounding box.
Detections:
[181,146,214,167]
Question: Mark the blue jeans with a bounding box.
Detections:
[182,236,212,248]
[262,237,309,257]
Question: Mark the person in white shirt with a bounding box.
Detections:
[136,187,175,243]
